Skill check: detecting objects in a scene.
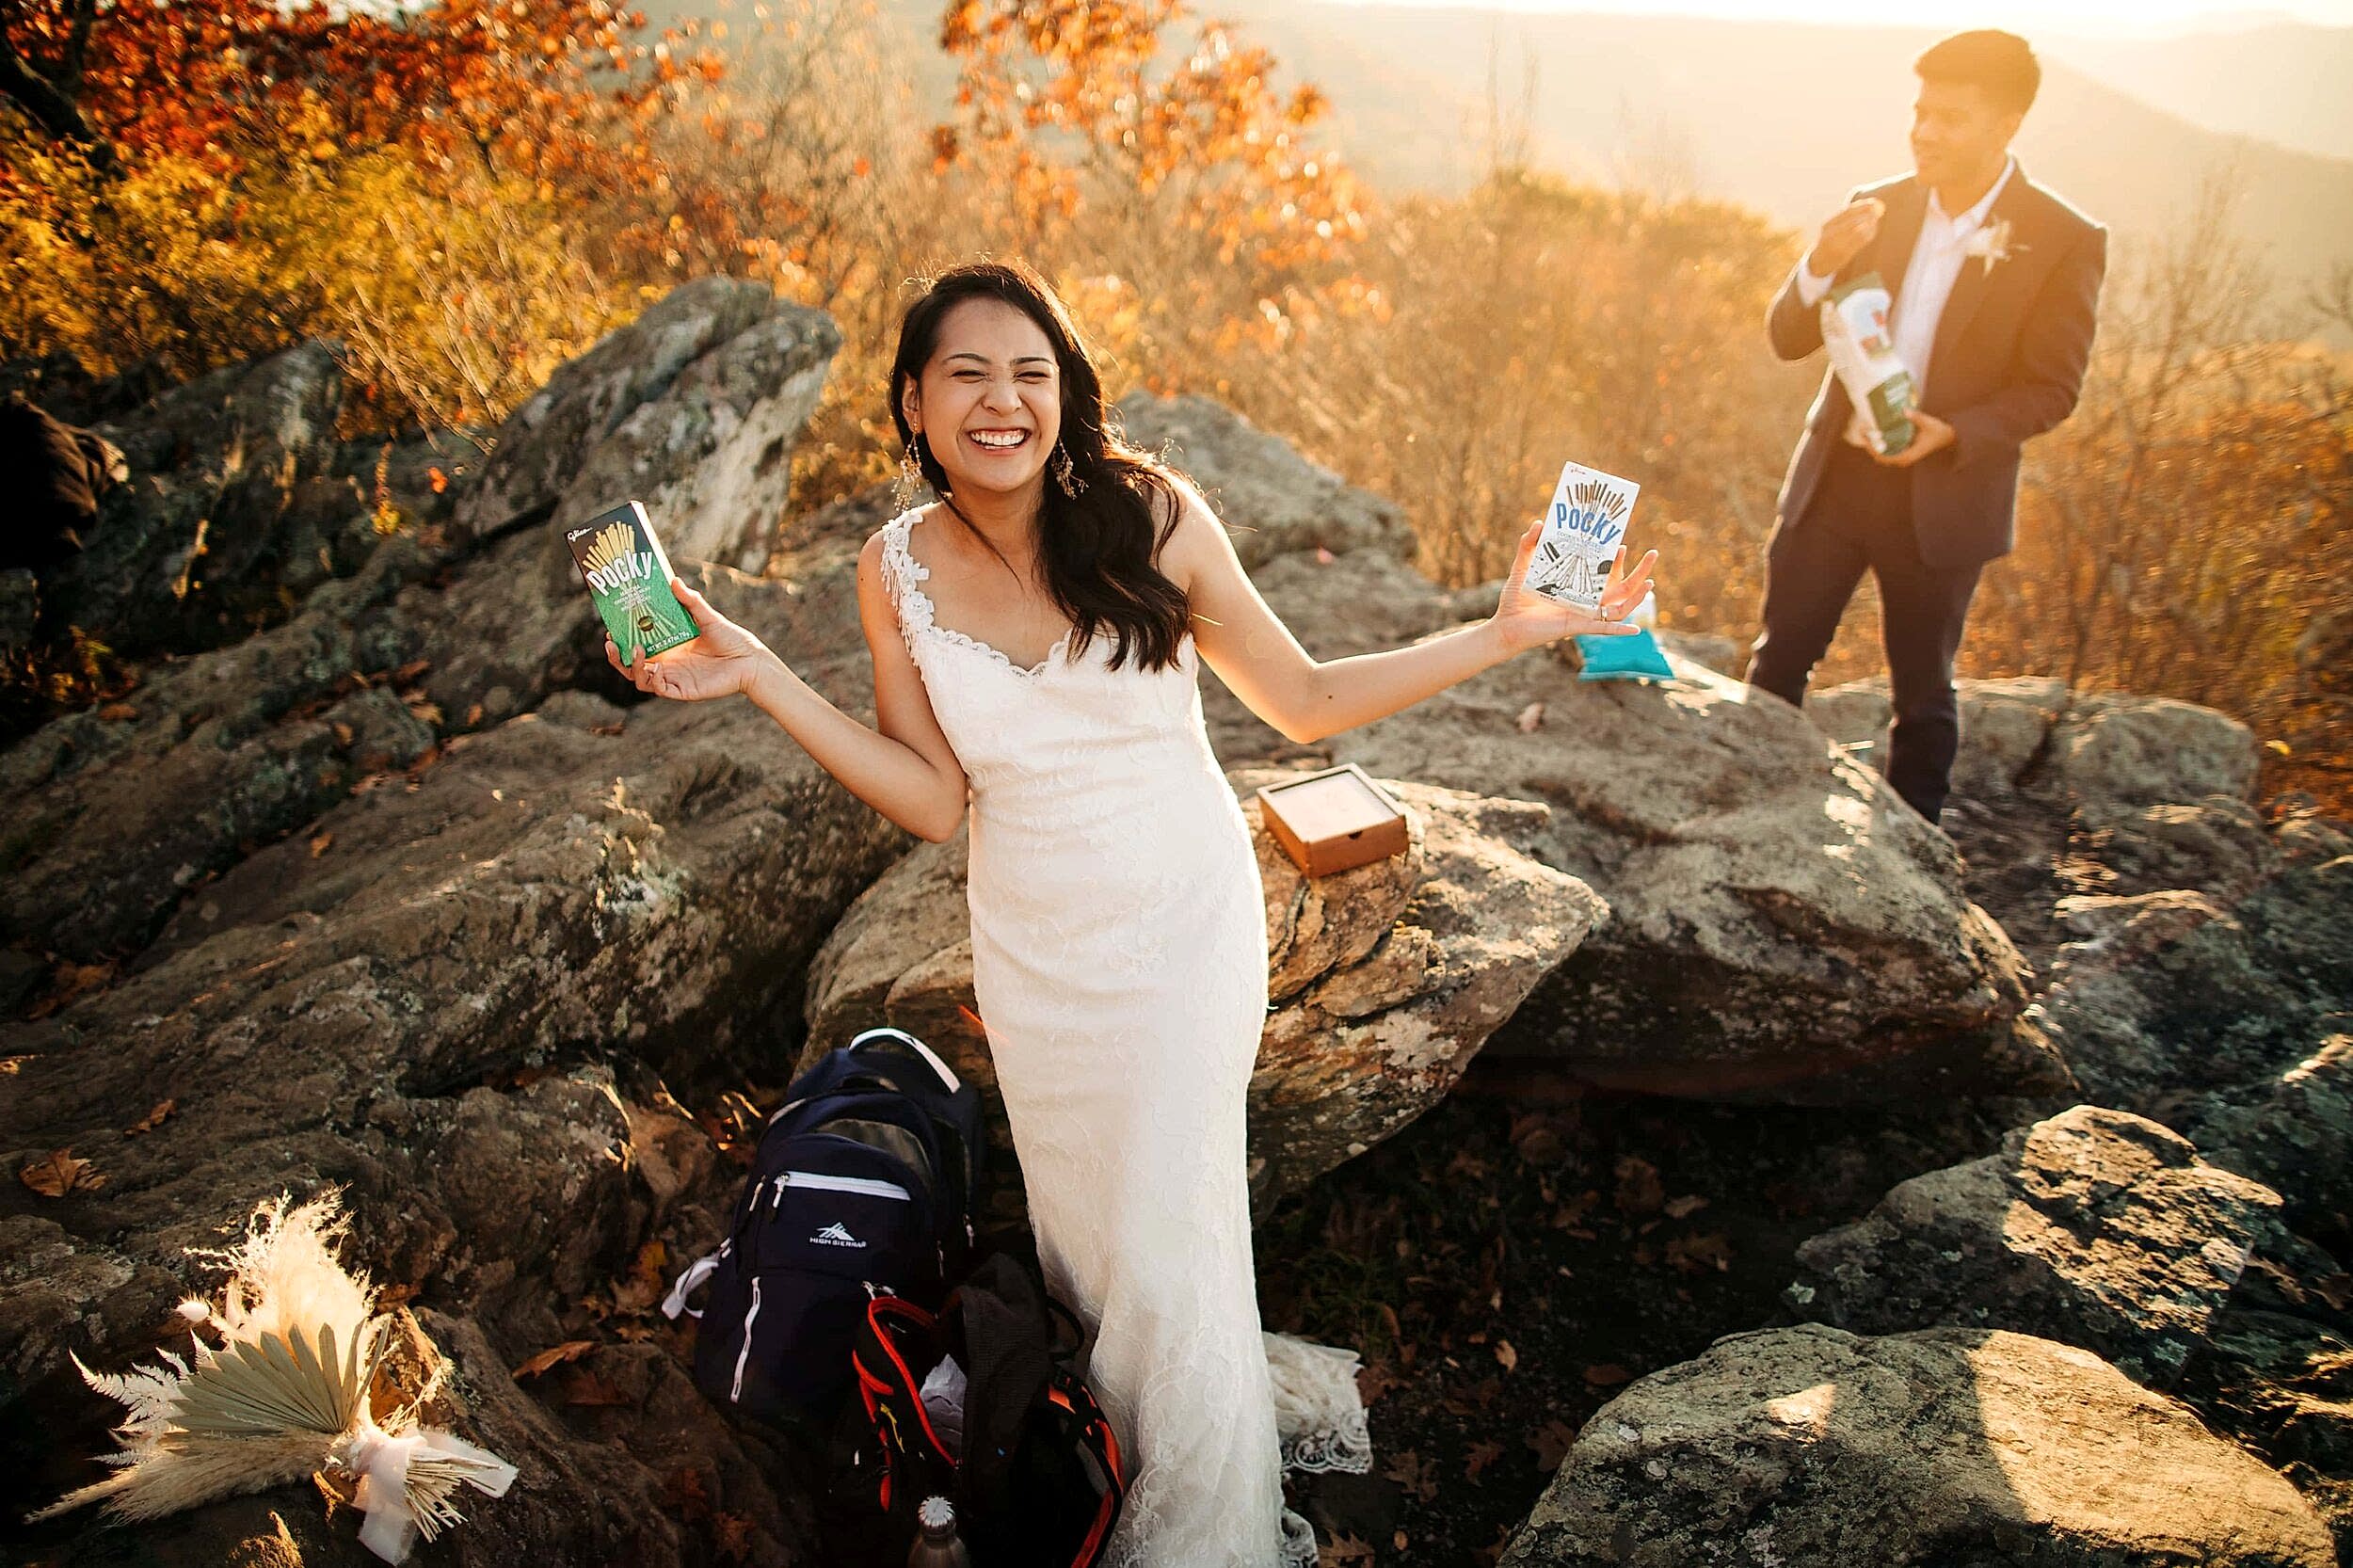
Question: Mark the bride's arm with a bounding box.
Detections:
[612,533,968,840]
[1162,476,1656,746]
[737,532,969,840]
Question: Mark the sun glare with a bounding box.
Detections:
[1343,0,2353,38]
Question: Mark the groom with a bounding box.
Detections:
[1745,28,2106,827]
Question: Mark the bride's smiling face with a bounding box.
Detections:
[904,297,1064,502]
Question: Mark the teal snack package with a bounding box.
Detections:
[564,501,699,665]
[1575,626,1676,681]
[1574,589,1675,681]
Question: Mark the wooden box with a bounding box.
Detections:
[1255,763,1410,877]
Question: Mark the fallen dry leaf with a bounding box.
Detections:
[1528,1417,1577,1473]
[1665,1231,1734,1274]
[98,702,138,721]
[332,721,355,747]
[122,1099,175,1137]
[1613,1153,1664,1216]
[1663,1192,1708,1219]
[512,1338,596,1380]
[713,1511,757,1563]
[609,1239,669,1316]
[1515,700,1545,732]
[589,722,626,737]
[1494,1337,1518,1373]
[465,703,485,728]
[406,698,444,727]
[1465,1438,1505,1481]
[1318,1530,1374,1566]
[393,658,432,684]
[1583,1362,1633,1387]
[664,1465,713,1522]
[26,959,115,1020]
[20,1147,104,1197]
[1383,1448,1439,1503]
[309,831,334,858]
[1355,1359,1402,1407]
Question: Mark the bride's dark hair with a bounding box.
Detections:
[888,260,1191,673]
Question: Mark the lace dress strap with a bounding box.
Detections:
[875,510,931,662]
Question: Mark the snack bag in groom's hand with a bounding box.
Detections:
[564,500,699,665]
[1819,274,1916,456]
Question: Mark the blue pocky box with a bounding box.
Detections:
[1528,459,1639,614]
[564,500,699,664]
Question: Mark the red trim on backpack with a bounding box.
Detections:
[864,1296,960,1467]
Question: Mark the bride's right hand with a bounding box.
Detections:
[606,578,778,702]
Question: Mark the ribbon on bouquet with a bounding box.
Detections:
[338,1417,520,1564]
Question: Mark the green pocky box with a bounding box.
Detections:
[563,501,699,664]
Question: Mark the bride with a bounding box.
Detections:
[609,260,1656,1567]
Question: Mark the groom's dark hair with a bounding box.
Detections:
[1914,29,2041,118]
[888,260,1193,674]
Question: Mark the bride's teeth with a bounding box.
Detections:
[969,430,1027,449]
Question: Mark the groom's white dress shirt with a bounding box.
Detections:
[1798,155,2017,443]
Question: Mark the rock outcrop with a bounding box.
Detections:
[1498,1323,2338,1568]
[1783,1104,2285,1387]
[1324,651,2056,1105]
[0,280,842,972]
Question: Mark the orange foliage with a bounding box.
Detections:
[0,0,718,186]
[934,0,1363,273]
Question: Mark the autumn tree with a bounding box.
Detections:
[927,0,1366,387]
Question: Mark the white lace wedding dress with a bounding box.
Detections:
[877,508,1371,1567]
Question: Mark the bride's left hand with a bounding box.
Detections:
[1489,520,1659,655]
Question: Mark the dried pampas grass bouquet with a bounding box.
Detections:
[27,1189,516,1563]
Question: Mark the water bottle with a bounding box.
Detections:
[906,1495,970,1568]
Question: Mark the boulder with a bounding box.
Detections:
[1810,678,2260,815]
[2031,854,2353,1109]
[1498,1322,2337,1568]
[1813,678,2279,971]
[1114,392,1417,568]
[1783,1104,2285,1387]
[800,776,1603,1218]
[37,341,363,662]
[1322,649,2056,1106]
[0,650,905,1548]
[0,280,846,973]
[2183,1034,2353,1242]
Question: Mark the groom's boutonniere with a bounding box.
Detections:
[1962,216,2023,277]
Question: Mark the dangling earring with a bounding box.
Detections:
[1053,441,1086,499]
[894,433,924,511]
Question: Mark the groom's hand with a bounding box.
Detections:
[1806,197,1885,277]
[1873,409,1956,468]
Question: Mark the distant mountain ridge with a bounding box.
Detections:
[658,0,2353,293]
[1207,2,2353,290]
[2042,22,2353,162]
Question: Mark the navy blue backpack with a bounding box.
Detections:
[663,1027,986,1427]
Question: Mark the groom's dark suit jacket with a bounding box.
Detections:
[1766,164,2106,569]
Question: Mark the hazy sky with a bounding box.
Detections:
[1346,0,2353,35]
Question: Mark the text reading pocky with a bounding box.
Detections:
[564,501,699,664]
[1529,460,1641,615]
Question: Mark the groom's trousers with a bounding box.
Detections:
[1744,443,1985,826]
